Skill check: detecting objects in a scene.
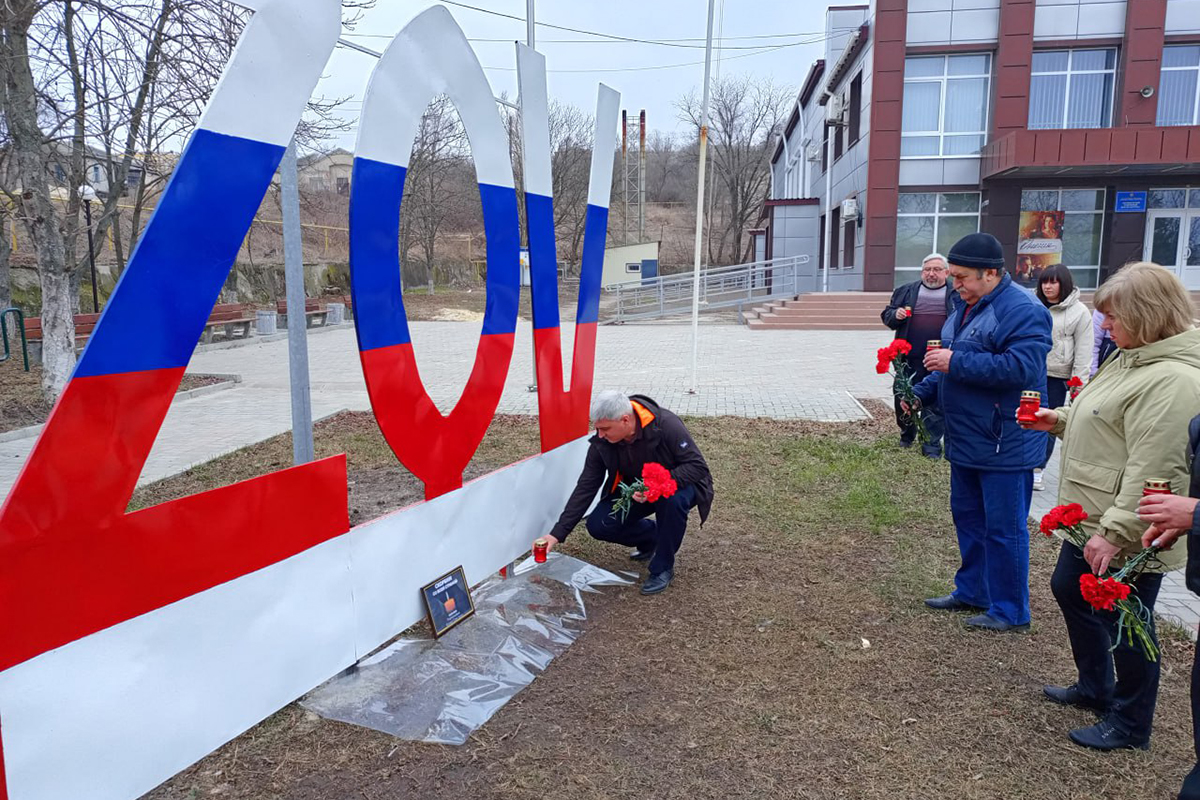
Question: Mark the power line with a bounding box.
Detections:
[334,36,816,75]
[438,0,844,50]
[340,30,842,50]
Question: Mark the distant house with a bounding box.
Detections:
[45,143,147,199]
[297,148,353,195]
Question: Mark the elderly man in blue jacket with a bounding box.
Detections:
[907,232,1052,632]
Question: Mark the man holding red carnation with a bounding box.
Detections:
[881,253,953,457]
[535,391,714,595]
[906,232,1052,632]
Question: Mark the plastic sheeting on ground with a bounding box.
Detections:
[300,553,634,745]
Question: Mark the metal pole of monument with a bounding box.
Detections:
[688,0,716,395]
[282,137,315,465]
[525,0,539,394]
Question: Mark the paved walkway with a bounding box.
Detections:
[0,322,897,500]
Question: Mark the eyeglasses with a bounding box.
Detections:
[922,265,948,272]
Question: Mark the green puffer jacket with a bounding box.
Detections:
[1050,327,1200,573]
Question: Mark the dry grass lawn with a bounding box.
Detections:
[136,407,1197,800]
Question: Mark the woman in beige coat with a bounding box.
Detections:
[1020,262,1200,752]
[1033,264,1093,491]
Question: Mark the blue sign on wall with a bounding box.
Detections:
[1115,191,1147,213]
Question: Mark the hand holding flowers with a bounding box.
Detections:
[1041,503,1163,661]
[876,340,928,444]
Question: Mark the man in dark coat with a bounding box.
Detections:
[1138,414,1200,799]
[537,391,714,595]
[880,253,954,457]
[909,232,1052,632]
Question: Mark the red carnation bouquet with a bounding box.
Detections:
[1067,375,1084,401]
[1041,503,1162,661]
[611,462,678,522]
[875,340,928,444]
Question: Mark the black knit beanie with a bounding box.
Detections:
[948,232,1005,271]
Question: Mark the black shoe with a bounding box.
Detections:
[1068,719,1149,751]
[924,594,985,612]
[1043,683,1109,713]
[640,570,673,595]
[899,439,915,449]
[630,547,655,562]
[964,613,1030,632]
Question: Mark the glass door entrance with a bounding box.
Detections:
[1145,189,1200,290]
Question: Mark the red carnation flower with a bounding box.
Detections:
[1080,573,1131,612]
[641,462,677,503]
[1067,376,1083,388]
[892,339,913,356]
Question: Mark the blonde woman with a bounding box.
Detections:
[1020,262,1200,751]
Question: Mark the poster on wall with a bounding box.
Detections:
[1014,210,1064,288]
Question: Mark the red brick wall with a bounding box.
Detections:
[1117,0,1168,126]
[993,0,1035,137]
[863,0,907,291]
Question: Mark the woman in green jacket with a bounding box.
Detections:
[1020,261,1200,752]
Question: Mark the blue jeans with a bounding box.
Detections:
[1051,541,1162,740]
[586,483,697,575]
[949,464,1033,625]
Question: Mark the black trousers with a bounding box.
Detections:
[1050,542,1163,739]
[893,360,944,457]
[585,483,697,576]
[1181,646,1200,799]
[1040,376,1068,469]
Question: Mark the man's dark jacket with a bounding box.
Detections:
[548,394,713,542]
[880,279,955,342]
[1184,414,1200,595]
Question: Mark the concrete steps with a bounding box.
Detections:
[746,291,893,331]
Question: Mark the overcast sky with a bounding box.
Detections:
[314,0,833,151]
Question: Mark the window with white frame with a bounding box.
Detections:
[1158,45,1200,126]
[894,192,981,287]
[1019,189,1106,288]
[1029,49,1116,130]
[901,54,991,158]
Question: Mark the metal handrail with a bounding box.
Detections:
[609,255,809,323]
[0,307,30,371]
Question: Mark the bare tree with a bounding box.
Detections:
[405,95,469,291]
[679,75,790,265]
[1,0,371,398]
[546,99,594,269]
[0,0,75,396]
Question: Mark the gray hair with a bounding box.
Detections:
[590,390,633,422]
[922,253,948,267]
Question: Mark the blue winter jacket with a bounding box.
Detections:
[912,273,1052,471]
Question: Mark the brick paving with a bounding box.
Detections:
[0,321,897,502]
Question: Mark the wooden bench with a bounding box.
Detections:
[200,303,256,344]
[276,298,329,328]
[24,313,102,347]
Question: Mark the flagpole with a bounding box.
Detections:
[688,0,716,394]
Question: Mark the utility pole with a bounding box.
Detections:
[688,0,716,394]
[282,138,314,465]
[525,0,538,393]
[638,110,646,243]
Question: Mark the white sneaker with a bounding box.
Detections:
[1033,470,1044,491]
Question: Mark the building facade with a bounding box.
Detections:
[766,0,1200,292]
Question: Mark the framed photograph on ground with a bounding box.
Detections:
[421,566,475,637]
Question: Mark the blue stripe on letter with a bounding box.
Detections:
[74,129,285,377]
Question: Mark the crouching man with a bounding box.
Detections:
[535,390,713,595]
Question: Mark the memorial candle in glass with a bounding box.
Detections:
[927,339,941,352]
[533,538,549,563]
[1017,391,1041,423]
[1143,479,1171,496]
